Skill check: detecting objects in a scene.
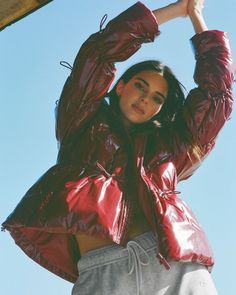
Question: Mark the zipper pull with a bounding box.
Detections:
[157,252,171,270]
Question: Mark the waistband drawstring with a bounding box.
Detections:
[126,240,150,295]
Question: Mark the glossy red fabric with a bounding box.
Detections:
[2,2,234,283]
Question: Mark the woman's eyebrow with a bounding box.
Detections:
[136,77,166,100]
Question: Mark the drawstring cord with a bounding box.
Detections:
[60,61,73,71]
[127,241,150,295]
[59,14,108,72]
[99,14,108,32]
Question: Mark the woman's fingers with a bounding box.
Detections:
[177,0,189,16]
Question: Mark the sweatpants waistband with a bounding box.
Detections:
[77,231,157,273]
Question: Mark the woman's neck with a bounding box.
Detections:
[119,113,136,133]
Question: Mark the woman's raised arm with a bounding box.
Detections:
[188,0,208,33]
[171,1,234,181]
[56,1,196,146]
[152,0,188,24]
[56,2,160,146]
[152,0,208,33]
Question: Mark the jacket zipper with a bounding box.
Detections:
[142,174,171,270]
[115,121,135,245]
[116,199,133,245]
[151,194,171,270]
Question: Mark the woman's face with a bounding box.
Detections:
[116,70,168,128]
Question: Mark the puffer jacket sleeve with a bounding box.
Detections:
[55,1,159,144]
[174,30,234,181]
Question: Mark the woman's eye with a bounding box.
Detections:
[153,97,163,104]
[135,82,145,91]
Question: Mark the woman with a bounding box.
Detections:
[2,0,234,294]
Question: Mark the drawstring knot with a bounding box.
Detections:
[159,190,180,199]
[95,161,111,178]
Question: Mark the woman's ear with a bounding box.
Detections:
[116,80,125,96]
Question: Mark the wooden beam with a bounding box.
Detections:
[0,0,53,31]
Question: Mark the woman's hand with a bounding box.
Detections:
[152,0,207,31]
[187,0,205,17]
[176,0,189,17]
[152,0,188,25]
[175,0,205,18]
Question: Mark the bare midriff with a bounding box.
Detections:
[74,211,152,256]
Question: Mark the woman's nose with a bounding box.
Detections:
[139,95,148,103]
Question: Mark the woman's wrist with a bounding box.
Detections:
[152,2,187,25]
[189,10,208,33]
[152,0,208,33]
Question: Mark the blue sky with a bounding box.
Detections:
[0,0,235,294]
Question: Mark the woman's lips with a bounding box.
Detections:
[131,103,145,115]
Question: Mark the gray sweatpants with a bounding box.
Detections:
[71,231,218,295]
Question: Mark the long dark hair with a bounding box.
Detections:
[107,60,202,160]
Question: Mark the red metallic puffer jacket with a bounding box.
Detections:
[2,1,234,283]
